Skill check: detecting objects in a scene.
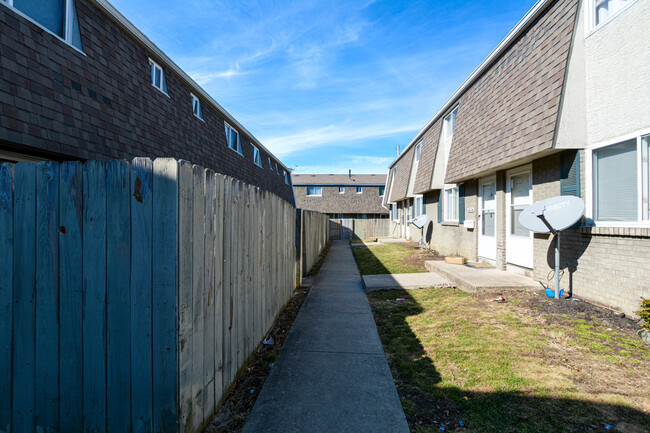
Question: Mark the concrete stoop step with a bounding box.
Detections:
[362,272,452,292]
[424,260,539,293]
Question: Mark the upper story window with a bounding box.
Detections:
[2,0,83,51]
[268,157,273,170]
[150,59,169,95]
[306,186,322,196]
[284,171,289,185]
[339,186,345,194]
[592,0,634,29]
[444,186,459,221]
[379,186,385,196]
[415,142,422,162]
[252,145,263,167]
[443,107,458,140]
[356,187,363,194]
[224,122,243,155]
[588,133,649,224]
[191,94,204,120]
[275,163,279,174]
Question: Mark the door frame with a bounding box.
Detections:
[505,165,534,268]
[478,176,497,261]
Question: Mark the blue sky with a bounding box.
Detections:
[111,0,537,174]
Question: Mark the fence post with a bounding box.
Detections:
[0,163,13,432]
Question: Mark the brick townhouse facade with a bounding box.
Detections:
[384,0,650,316]
[0,0,294,204]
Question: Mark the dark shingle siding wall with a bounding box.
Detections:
[0,1,294,203]
[413,117,442,194]
[294,186,388,214]
[445,0,579,183]
[389,145,414,202]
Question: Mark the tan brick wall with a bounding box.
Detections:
[532,152,650,317]
[407,184,478,260]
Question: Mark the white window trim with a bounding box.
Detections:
[1,0,86,56]
[442,107,458,141]
[252,144,263,168]
[356,187,363,194]
[587,0,639,35]
[443,185,459,222]
[414,141,422,163]
[268,157,273,170]
[392,204,399,222]
[306,187,322,197]
[149,58,170,97]
[284,171,289,185]
[414,195,424,217]
[224,122,243,156]
[379,187,385,197]
[585,128,650,227]
[339,186,345,194]
[191,93,204,121]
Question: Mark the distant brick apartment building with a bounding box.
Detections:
[0,0,294,204]
[384,0,650,316]
[293,173,389,239]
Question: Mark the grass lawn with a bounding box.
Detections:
[368,287,650,432]
[352,243,434,275]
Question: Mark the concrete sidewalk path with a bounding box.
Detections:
[362,272,452,292]
[242,241,409,433]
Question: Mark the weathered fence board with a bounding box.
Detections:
[152,158,179,432]
[83,160,108,432]
[58,161,83,432]
[0,164,13,433]
[107,159,132,433]
[1,159,329,433]
[35,161,59,432]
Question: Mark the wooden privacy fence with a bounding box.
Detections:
[0,158,299,433]
[297,209,329,278]
[329,217,390,240]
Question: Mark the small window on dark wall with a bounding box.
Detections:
[356,187,363,194]
[4,0,83,50]
[224,122,243,155]
[191,94,204,120]
[253,145,263,167]
[150,59,168,94]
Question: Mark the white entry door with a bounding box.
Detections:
[478,178,497,260]
[506,168,533,268]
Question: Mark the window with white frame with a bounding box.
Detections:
[2,0,83,50]
[415,196,424,217]
[275,163,279,174]
[284,171,289,185]
[224,123,242,155]
[379,186,385,196]
[252,145,262,167]
[191,94,204,120]
[592,0,634,29]
[589,133,649,223]
[356,187,363,194]
[268,157,273,169]
[306,186,322,196]
[392,204,398,221]
[150,59,168,94]
[443,107,458,140]
[415,142,422,162]
[444,186,459,221]
[339,186,345,194]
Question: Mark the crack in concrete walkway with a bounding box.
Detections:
[242,241,409,433]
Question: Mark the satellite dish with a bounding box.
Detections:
[519,196,584,233]
[408,214,429,229]
[519,195,585,300]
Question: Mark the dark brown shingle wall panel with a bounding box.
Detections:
[389,145,415,202]
[413,117,443,194]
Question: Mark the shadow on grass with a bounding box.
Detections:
[368,288,650,433]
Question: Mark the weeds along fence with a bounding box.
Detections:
[0,158,316,433]
[297,209,329,278]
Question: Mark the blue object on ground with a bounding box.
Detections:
[545,288,564,298]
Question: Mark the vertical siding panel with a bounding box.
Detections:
[213,174,224,404]
[131,158,154,433]
[82,160,108,432]
[177,161,193,432]
[59,162,83,432]
[12,162,36,433]
[35,161,60,432]
[191,165,205,432]
[0,164,13,433]
[152,159,178,432]
[221,178,232,394]
[106,160,131,433]
[203,169,216,419]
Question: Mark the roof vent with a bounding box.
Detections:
[348,169,352,180]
